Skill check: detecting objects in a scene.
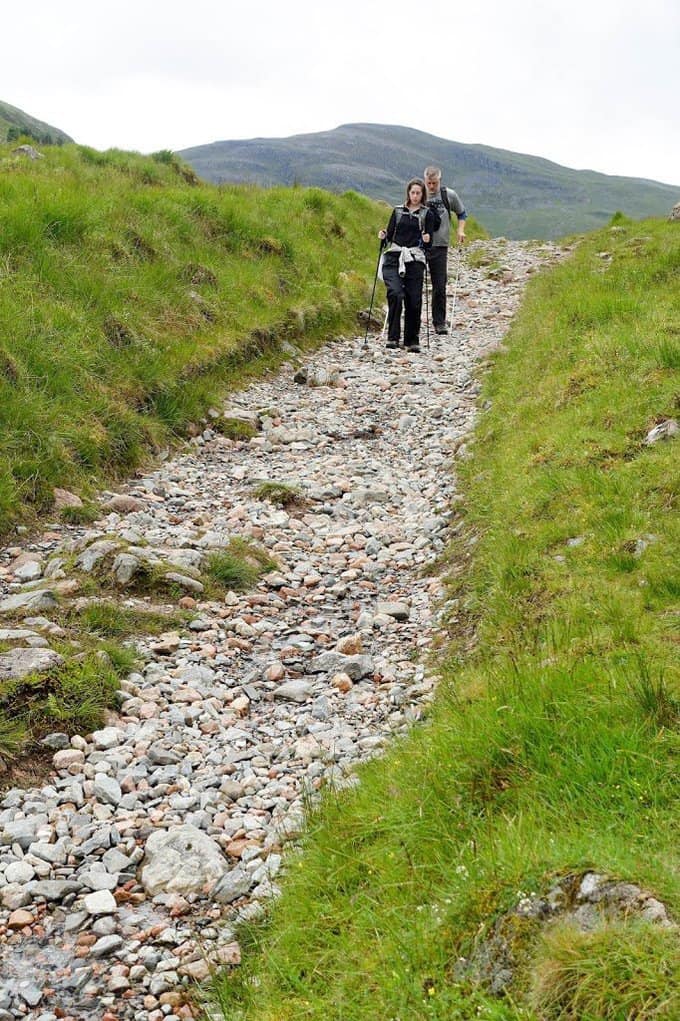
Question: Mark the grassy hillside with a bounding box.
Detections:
[179,123,680,241]
[0,99,73,144]
[209,219,680,1019]
[0,143,392,534]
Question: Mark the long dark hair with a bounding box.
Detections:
[404,177,426,208]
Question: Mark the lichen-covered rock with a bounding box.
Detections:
[645,418,679,445]
[0,648,63,681]
[460,871,676,996]
[140,825,228,896]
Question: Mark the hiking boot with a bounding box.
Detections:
[386,341,399,349]
[434,324,448,335]
[404,343,421,353]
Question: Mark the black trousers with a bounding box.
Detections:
[382,254,425,345]
[426,246,448,328]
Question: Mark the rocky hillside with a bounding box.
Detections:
[179,122,680,240]
[0,99,73,145]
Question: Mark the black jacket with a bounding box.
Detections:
[385,205,440,249]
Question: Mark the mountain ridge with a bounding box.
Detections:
[0,99,73,146]
[179,122,680,239]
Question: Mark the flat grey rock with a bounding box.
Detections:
[91,934,124,958]
[29,880,83,902]
[93,775,122,807]
[272,680,315,702]
[376,601,411,621]
[211,866,253,904]
[0,589,57,613]
[164,572,204,593]
[308,652,374,679]
[1,819,39,850]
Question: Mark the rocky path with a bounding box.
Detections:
[0,239,563,1020]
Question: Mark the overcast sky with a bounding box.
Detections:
[3,0,679,185]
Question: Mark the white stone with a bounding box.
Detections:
[140,825,228,896]
[91,727,123,750]
[84,889,117,915]
[4,861,36,885]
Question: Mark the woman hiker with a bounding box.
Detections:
[378,178,440,352]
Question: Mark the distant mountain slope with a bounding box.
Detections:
[0,99,73,145]
[179,123,679,240]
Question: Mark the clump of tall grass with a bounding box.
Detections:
[251,480,305,507]
[73,601,184,638]
[529,922,680,1019]
[59,503,101,525]
[215,417,259,441]
[0,718,27,767]
[205,539,277,592]
[0,645,135,766]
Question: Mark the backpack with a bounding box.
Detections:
[393,205,430,231]
[428,185,451,217]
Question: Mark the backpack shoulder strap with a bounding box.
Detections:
[440,185,451,214]
[393,205,428,234]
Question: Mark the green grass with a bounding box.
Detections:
[0,142,386,533]
[59,502,102,525]
[215,417,259,441]
[207,218,680,1020]
[529,922,680,1019]
[0,645,134,766]
[251,480,305,506]
[0,599,185,770]
[465,247,499,269]
[205,540,278,592]
[71,600,186,638]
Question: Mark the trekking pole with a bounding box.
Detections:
[380,307,389,341]
[447,243,463,333]
[423,259,431,349]
[363,239,386,349]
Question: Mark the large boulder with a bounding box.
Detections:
[669,201,680,222]
[13,144,44,160]
[140,824,228,896]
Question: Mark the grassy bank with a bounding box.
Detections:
[210,219,680,1019]
[0,143,389,533]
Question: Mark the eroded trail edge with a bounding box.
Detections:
[0,239,563,1020]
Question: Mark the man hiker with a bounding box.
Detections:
[423,166,467,335]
